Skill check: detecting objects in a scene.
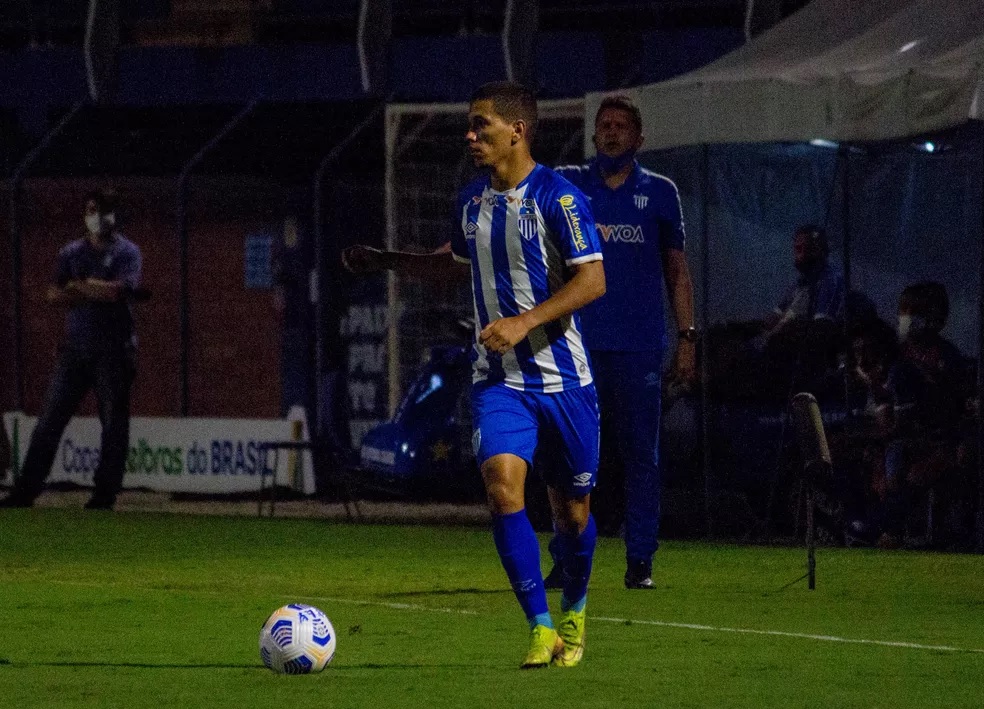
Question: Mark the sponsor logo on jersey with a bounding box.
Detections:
[559,194,587,252]
[597,223,645,244]
[634,194,649,209]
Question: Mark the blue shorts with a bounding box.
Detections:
[471,381,600,497]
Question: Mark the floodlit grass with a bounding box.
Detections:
[0,510,981,708]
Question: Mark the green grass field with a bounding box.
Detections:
[0,509,981,708]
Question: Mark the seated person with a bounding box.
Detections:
[756,225,847,398]
[763,224,845,344]
[829,316,899,544]
[874,281,972,548]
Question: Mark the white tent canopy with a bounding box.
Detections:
[585,0,984,152]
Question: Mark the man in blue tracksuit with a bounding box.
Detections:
[551,95,696,589]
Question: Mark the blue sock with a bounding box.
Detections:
[558,514,596,613]
[492,510,551,628]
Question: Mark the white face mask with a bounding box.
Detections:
[84,212,115,237]
[84,214,101,236]
[898,314,929,340]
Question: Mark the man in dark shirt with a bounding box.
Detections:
[1,188,142,510]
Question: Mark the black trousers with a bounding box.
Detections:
[13,345,135,503]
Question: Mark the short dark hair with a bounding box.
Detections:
[794,224,828,254]
[596,95,643,132]
[900,281,949,328]
[470,81,538,144]
[84,187,118,214]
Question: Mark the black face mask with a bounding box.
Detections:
[596,148,636,174]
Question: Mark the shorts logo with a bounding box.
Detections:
[573,472,593,487]
[472,428,482,456]
[515,578,537,592]
[558,194,587,252]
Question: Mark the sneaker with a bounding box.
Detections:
[552,608,586,667]
[542,564,566,590]
[520,624,563,669]
[624,560,655,590]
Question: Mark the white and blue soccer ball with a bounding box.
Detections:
[259,603,336,674]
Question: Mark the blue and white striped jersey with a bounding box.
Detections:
[450,164,603,393]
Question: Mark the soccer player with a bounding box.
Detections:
[549,95,697,589]
[345,96,697,591]
[346,81,606,668]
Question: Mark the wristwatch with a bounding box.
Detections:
[678,326,699,343]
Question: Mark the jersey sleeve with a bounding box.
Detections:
[449,191,471,264]
[552,164,589,189]
[55,246,73,286]
[114,241,142,290]
[656,178,686,252]
[541,185,603,266]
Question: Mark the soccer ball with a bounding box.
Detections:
[259,603,336,674]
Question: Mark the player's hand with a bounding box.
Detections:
[342,245,386,274]
[479,316,532,355]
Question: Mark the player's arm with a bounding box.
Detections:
[46,282,87,306]
[342,242,468,281]
[480,260,605,355]
[70,278,128,302]
[77,246,142,303]
[662,246,697,384]
[47,248,85,306]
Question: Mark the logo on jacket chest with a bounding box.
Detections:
[597,223,645,244]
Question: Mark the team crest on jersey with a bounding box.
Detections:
[517,201,538,241]
[471,196,482,205]
[634,194,649,210]
[517,214,537,240]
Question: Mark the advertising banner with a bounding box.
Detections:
[1,413,314,495]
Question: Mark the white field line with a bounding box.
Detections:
[19,578,984,655]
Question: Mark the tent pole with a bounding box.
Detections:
[977,132,984,554]
[841,146,851,306]
[841,145,852,422]
[700,143,714,539]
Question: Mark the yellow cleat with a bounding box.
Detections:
[552,608,586,667]
[520,624,563,669]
